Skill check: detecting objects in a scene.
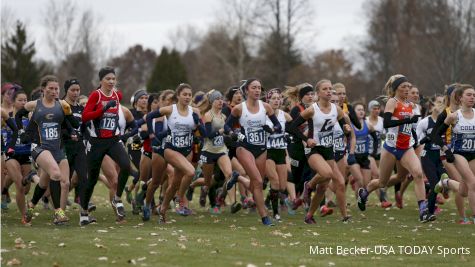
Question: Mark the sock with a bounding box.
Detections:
[141,183,148,192]
[31,184,47,206]
[270,188,279,216]
[116,168,130,198]
[394,182,401,193]
[49,180,61,209]
[417,200,425,210]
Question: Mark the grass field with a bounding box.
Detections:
[1,182,474,267]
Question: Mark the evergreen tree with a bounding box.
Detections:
[1,21,44,95]
[147,47,187,92]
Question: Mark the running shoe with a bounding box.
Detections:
[88,202,96,212]
[381,200,393,208]
[131,199,140,215]
[111,198,126,219]
[326,200,337,208]
[226,171,240,191]
[158,211,166,224]
[302,181,313,205]
[357,188,368,211]
[142,205,151,221]
[53,209,69,225]
[199,187,207,207]
[457,218,474,225]
[261,216,275,226]
[230,202,242,214]
[304,215,316,224]
[434,177,449,194]
[209,206,221,215]
[395,191,403,209]
[292,198,303,210]
[274,214,282,222]
[183,207,193,216]
[186,186,194,201]
[24,206,34,224]
[284,198,296,215]
[341,215,352,223]
[419,210,436,223]
[319,205,334,217]
[79,212,96,226]
[21,170,37,186]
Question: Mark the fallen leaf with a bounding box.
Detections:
[128,259,137,265]
[97,230,108,233]
[148,243,157,247]
[149,251,158,255]
[95,244,106,249]
[120,243,130,247]
[177,243,186,249]
[58,243,66,247]
[150,233,158,236]
[137,257,146,261]
[6,258,21,266]
[98,257,108,261]
[265,262,272,266]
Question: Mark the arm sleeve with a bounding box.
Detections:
[225,114,239,132]
[383,112,412,128]
[82,91,104,122]
[205,122,219,139]
[14,108,30,130]
[286,115,309,142]
[5,117,18,149]
[268,114,282,132]
[146,109,162,135]
[432,122,450,148]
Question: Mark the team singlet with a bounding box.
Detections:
[239,100,267,147]
[166,104,195,149]
[89,89,121,138]
[366,116,384,155]
[353,120,370,155]
[384,99,414,149]
[451,109,475,153]
[312,102,338,148]
[266,109,287,150]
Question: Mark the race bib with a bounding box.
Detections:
[355,138,367,154]
[245,127,265,146]
[99,115,117,131]
[317,131,333,147]
[267,134,286,149]
[171,132,192,148]
[41,122,59,141]
[333,136,345,151]
[212,135,224,147]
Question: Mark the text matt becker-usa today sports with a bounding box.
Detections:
[309,245,471,257]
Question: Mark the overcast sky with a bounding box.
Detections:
[4,0,367,61]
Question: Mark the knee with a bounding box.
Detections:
[60,179,70,189]
[321,171,333,183]
[51,170,62,181]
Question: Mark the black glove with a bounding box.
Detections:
[445,149,455,163]
[262,125,273,134]
[419,136,430,145]
[19,129,31,144]
[132,134,142,144]
[102,100,117,112]
[409,115,421,124]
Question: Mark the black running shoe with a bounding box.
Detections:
[111,199,126,219]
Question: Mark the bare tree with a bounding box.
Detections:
[1,5,16,40]
[43,0,78,63]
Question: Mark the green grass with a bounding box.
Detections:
[1,183,474,267]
